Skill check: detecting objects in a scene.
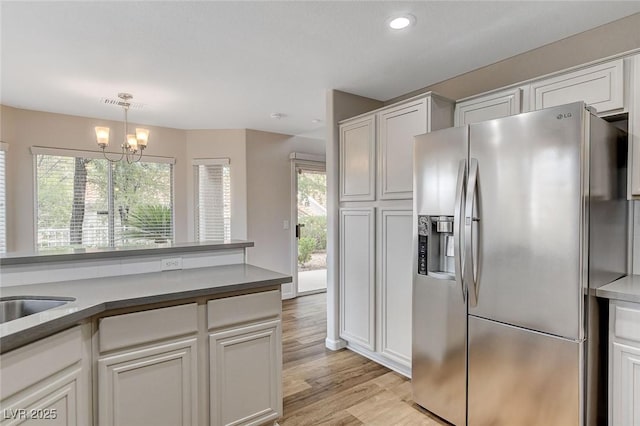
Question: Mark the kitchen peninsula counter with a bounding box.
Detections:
[0,241,290,353]
[597,275,640,303]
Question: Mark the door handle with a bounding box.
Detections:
[465,158,479,307]
[296,223,305,239]
[453,159,467,303]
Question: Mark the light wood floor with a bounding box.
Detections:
[280,293,448,425]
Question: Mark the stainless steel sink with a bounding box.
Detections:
[0,297,75,324]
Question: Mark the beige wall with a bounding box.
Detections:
[388,12,640,103]
[0,105,324,263]
[185,129,248,241]
[0,106,188,252]
[245,130,325,277]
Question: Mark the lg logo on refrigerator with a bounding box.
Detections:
[556,112,573,119]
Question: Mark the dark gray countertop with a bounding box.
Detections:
[0,240,254,266]
[596,275,640,304]
[0,263,290,353]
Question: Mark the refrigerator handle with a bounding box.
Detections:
[453,159,467,303]
[465,158,479,307]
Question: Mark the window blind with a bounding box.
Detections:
[194,160,231,241]
[35,153,173,250]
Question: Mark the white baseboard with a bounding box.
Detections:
[345,341,411,378]
[325,337,347,351]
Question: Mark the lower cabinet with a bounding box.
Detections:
[208,290,283,426]
[97,338,198,426]
[339,207,413,376]
[0,326,91,426]
[339,208,375,351]
[209,320,281,426]
[97,303,199,426]
[377,209,413,368]
[95,291,282,426]
[610,300,640,426]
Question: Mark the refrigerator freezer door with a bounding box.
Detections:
[415,126,469,216]
[468,316,581,426]
[468,103,585,340]
[412,126,468,425]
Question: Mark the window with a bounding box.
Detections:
[194,159,231,241]
[0,143,7,253]
[34,148,174,250]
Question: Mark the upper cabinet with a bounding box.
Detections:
[378,99,427,199]
[339,93,454,202]
[339,115,376,201]
[530,59,624,115]
[455,88,522,126]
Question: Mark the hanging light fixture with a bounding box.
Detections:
[95,93,149,163]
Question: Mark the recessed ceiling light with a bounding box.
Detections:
[311,119,322,124]
[388,14,416,30]
[270,112,284,119]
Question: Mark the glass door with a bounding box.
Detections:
[295,167,327,295]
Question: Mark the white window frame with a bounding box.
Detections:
[0,141,8,253]
[31,146,176,249]
[193,158,231,242]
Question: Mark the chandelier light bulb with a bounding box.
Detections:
[136,128,149,149]
[95,127,110,148]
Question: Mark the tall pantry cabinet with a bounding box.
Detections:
[338,93,454,376]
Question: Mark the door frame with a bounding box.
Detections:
[288,152,326,299]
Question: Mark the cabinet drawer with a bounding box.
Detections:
[99,303,198,353]
[0,326,83,400]
[207,290,280,330]
[530,59,624,114]
[614,302,640,343]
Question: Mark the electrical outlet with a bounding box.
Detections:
[161,257,183,271]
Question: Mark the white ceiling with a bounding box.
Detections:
[2,2,640,139]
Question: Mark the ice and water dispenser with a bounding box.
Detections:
[417,215,455,279]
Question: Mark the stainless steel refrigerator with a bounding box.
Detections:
[412,102,627,426]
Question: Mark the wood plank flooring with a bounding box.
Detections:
[280,293,448,425]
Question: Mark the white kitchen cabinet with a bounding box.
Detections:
[0,326,91,426]
[454,88,522,126]
[339,115,376,201]
[628,54,640,199]
[97,303,199,426]
[207,290,282,426]
[530,58,624,115]
[378,99,427,199]
[377,209,413,368]
[610,300,640,426]
[209,320,281,426]
[339,93,453,203]
[377,94,454,200]
[98,338,199,426]
[339,208,375,351]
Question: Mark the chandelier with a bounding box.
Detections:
[94,93,149,163]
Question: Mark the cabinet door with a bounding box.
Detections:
[455,88,521,126]
[339,208,375,350]
[378,99,427,200]
[611,342,640,426]
[339,115,375,201]
[530,59,624,114]
[378,209,413,368]
[98,338,198,426]
[629,54,640,198]
[209,319,282,426]
[0,326,90,426]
